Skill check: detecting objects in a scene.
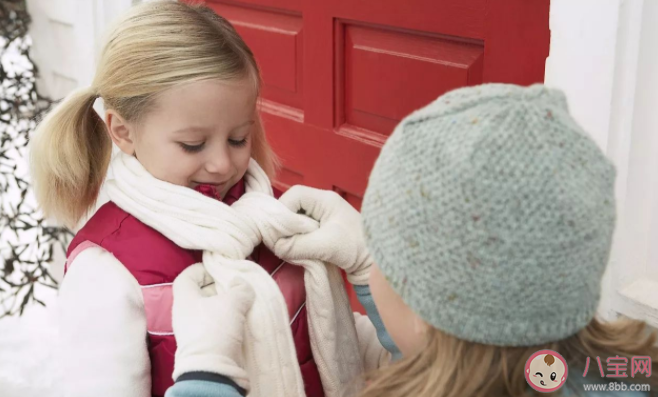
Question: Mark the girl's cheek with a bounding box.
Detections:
[370,263,429,356]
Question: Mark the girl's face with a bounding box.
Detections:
[369,263,429,357]
[107,77,257,199]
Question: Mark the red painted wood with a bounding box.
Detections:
[325,0,487,41]
[484,0,552,85]
[208,3,304,110]
[190,0,550,313]
[343,25,484,139]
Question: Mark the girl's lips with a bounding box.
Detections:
[194,183,222,201]
[193,181,228,191]
[193,180,227,187]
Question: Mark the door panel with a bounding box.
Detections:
[341,23,484,140]
[210,3,304,111]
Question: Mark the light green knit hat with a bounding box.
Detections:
[361,84,616,346]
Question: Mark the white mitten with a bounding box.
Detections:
[172,264,254,391]
[275,185,373,285]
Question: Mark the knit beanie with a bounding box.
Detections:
[361,84,616,346]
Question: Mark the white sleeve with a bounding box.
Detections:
[353,312,391,372]
[58,246,151,397]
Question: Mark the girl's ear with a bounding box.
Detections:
[106,109,135,155]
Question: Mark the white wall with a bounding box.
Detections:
[546,0,658,325]
[26,0,80,99]
[27,0,137,99]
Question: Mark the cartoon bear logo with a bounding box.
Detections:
[525,349,568,393]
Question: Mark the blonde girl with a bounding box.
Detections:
[29,2,328,396]
[167,84,658,397]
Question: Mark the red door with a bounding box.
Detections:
[192,0,550,307]
[195,0,549,202]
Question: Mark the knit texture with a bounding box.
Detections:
[361,84,616,346]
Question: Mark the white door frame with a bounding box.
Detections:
[546,0,658,326]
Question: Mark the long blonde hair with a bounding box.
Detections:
[30,1,277,229]
[361,318,658,397]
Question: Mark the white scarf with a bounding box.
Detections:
[105,153,363,397]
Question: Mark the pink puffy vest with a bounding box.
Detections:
[65,180,324,397]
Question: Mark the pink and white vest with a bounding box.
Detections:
[65,180,324,397]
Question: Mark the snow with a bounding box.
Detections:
[0,286,63,397]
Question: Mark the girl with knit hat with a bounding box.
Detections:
[166,84,658,397]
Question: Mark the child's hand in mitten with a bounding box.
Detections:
[172,264,254,393]
[275,185,372,285]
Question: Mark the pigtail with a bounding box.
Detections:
[29,87,112,229]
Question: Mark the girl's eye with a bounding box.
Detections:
[179,142,205,153]
[229,138,248,147]
[550,372,557,381]
[535,372,543,377]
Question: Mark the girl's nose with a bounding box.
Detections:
[204,146,232,175]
